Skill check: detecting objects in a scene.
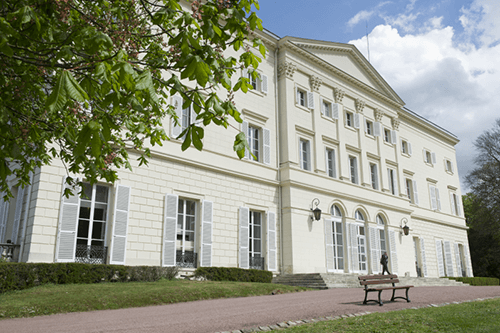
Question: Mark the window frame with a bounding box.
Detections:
[370,163,379,190]
[176,198,198,255]
[247,125,260,162]
[387,168,397,195]
[325,147,336,178]
[365,119,374,136]
[248,210,263,259]
[349,156,358,184]
[299,138,311,171]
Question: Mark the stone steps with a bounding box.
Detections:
[273,273,468,289]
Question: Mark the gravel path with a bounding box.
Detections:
[1,286,499,333]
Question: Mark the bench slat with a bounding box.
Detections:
[358,274,397,280]
[360,279,399,285]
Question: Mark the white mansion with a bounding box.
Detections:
[0,26,472,279]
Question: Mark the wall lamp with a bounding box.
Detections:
[311,198,322,221]
[400,218,410,236]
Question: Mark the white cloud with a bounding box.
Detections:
[460,0,500,47]
[349,20,500,191]
[347,1,392,29]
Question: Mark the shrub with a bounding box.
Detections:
[194,267,273,283]
[447,277,499,286]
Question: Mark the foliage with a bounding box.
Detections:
[447,276,499,286]
[0,0,265,199]
[0,279,309,319]
[0,262,178,293]
[194,266,273,283]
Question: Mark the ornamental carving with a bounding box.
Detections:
[392,118,400,130]
[309,75,322,91]
[278,62,297,79]
[375,109,384,121]
[355,99,365,114]
[333,87,345,104]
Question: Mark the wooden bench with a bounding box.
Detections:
[358,274,413,306]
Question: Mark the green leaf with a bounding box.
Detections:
[65,71,88,102]
[46,72,68,112]
[75,126,92,157]
[181,129,191,151]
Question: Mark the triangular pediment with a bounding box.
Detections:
[283,37,404,105]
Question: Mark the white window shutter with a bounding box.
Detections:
[413,180,419,206]
[332,103,340,119]
[354,113,361,129]
[348,223,358,273]
[408,142,413,156]
[435,240,445,277]
[239,207,249,269]
[242,68,248,79]
[420,238,428,277]
[451,161,454,173]
[436,188,441,211]
[261,74,268,94]
[263,127,271,165]
[389,230,398,275]
[431,152,437,165]
[306,141,311,171]
[171,95,183,138]
[110,184,131,265]
[320,98,325,115]
[307,91,315,109]
[200,200,213,267]
[324,219,334,272]
[464,245,473,277]
[55,178,80,262]
[369,227,379,274]
[373,122,381,137]
[391,130,397,144]
[430,186,437,210]
[450,193,457,216]
[454,243,462,277]
[443,240,454,277]
[400,139,404,153]
[456,194,462,217]
[267,211,277,271]
[162,194,178,267]
[11,187,25,243]
[0,195,8,243]
[241,120,249,160]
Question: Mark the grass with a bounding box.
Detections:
[0,279,309,319]
[281,298,500,332]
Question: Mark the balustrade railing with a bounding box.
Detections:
[249,256,265,270]
[0,242,19,262]
[176,250,197,268]
[75,244,108,264]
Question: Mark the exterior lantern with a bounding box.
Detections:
[311,198,321,221]
[401,218,410,236]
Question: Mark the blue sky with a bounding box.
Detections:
[257,0,500,191]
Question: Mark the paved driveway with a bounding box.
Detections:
[1,286,499,333]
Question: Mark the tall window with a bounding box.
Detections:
[247,126,260,162]
[376,215,387,255]
[76,183,110,263]
[370,163,378,190]
[326,148,336,178]
[349,156,358,184]
[346,111,353,127]
[181,105,192,136]
[384,129,391,143]
[331,205,344,271]
[177,199,197,267]
[249,211,262,260]
[451,193,461,216]
[388,168,397,195]
[297,89,306,107]
[429,185,441,211]
[247,71,258,90]
[365,120,373,135]
[355,210,367,273]
[300,139,310,171]
[322,100,332,117]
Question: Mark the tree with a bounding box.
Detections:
[0,0,265,198]
[464,118,500,278]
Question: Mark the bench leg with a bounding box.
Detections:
[363,291,368,304]
[391,288,396,302]
[378,290,383,306]
[406,287,411,303]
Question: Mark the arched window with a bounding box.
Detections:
[355,210,365,221]
[376,214,388,266]
[376,214,384,225]
[331,205,342,217]
[354,210,367,272]
[326,204,344,272]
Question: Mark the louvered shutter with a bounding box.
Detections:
[307,91,314,110]
[267,211,277,271]
[464,245,473,277]
[162,194,178,267]
[332,103,340,119]
[348,223,358,272]
[324,219,334,272]
[430,186,437,210]
[435,240,445,277]
[11,187,25,243]
[420,238,428,277]
[373,122,381,137]
[413,180,419,205]
[400,139,404,153]
[454,243,462,277]
[306,141,311,171]
[261,74,268,94]
[354,113,361,129]
[241,120,249,159]
[451,161,454,173]
[408,142,413,156]
[200,200,213,267]
[450,193,457,216]
[320,98,325,115]
[0,194,9,243]
[55,179,80,262]
[369,227,379,274]
[263,127,271,165]
[239,207,249,269]
[456,194,462,217]
[443,241,454,277]
[389,230,398,275]
[110,184,131,265]
[436,188,441,211]
[431,152,437,165]
[391,130,397,144]
[171,95,183,138]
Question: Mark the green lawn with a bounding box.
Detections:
[0,279,308,319]
[281,298,500,333]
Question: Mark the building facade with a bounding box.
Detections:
[0,28,472,279]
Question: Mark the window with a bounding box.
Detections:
[76,183,110,264]
[296,87,314,109]
[370,163,379,190]
[405,179,419,205]
[297,88,306,107]
[384,129,391,143]
[243,69,268,94]
[376,215,387,257]
[241,121,271,165]
[429,185,441,211]
[401,140,412,155]
[387,168,397,195]
[171,95,195,139]
[322,100,331,117]
[300,139,311,171]
[424,150,436,165]
[349,156,358,184]
[355,210,367,273]
[248,211,263,269]
[365,120,373,135]
[450,192,461,216]
[346,111,353,127]
[326,148,336,178]
[247,125,260,162]
[177,198,197,267]
[445,159,454,173]
[330,205,344,271]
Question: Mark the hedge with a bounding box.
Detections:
[194,267,273,283]
[447,277,499,286]
[0,262,179,293]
